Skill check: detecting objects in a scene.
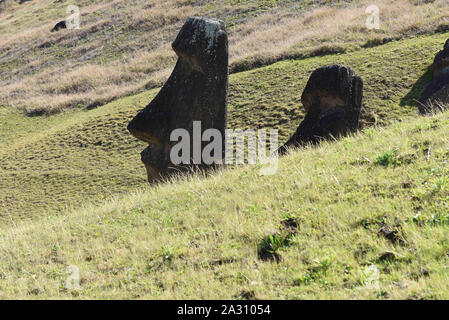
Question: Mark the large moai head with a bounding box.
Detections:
[420,38,449,112]
[280,65,363,153]
[127,17,228,183]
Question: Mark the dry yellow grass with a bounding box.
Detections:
[0,0,448,114]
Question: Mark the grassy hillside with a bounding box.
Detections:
[0,0,447,114]
[1,109,449,299]
[1,32,448,222]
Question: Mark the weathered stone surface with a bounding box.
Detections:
[51,20,67,32]
[420,39,449,112]
[279,65,363,153]
[128,17,228,183]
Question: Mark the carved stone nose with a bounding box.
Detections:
[127,17,228,183]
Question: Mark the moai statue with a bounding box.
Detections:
[128,17,228,183]
[420,39,449,112]
[279,65,363,154]
[51,20,67,32]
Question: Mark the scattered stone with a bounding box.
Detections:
[378,224,405,245]
[128,17,228,183]
[279,65,363,154]
[420,268,430,277]
[51,20,67,32]
[28,288,40,296]
[257,239,282,263]
[378,225,399,242]
[410,267,430,280]
[280,217,299,229]
[280,217,299,235]
[420,39,449,112]
[236,290,257,300]
[402,182,412,189]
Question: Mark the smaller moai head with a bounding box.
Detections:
[279,65,363,153]
[301,65,363,123]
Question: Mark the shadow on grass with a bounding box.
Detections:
[400,69,433,109]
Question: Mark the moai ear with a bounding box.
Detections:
[279,65,363,154]
[127,17,228,183]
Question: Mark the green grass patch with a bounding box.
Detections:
[2,110,449,298]
[1,32,448,221]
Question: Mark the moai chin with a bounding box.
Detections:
[127,17,228,183]
[420,39,449,113]
[279,65,363,154]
